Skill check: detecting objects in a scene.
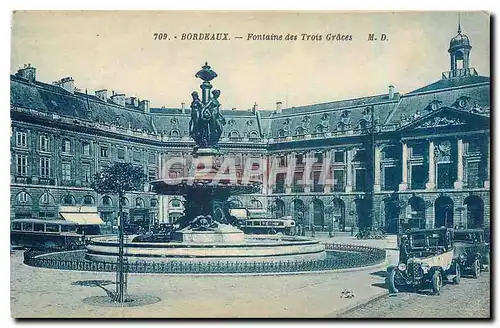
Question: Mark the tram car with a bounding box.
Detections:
[240,217,296,235]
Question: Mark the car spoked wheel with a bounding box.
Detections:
[472,259,481,279]
[432,271,442,295]
[386,269,398,294]
[452,264,461,284]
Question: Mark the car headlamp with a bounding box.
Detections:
[397,263,406,271]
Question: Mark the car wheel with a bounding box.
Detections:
[432,271,442,295]
[472,259,481,278]
[452,264,461,285]
[386,269,399,294]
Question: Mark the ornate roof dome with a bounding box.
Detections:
[449,25,471,51]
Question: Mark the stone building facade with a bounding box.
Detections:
[10,27,490,234]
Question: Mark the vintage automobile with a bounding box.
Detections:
[453,228,490,278]
[386,227,460,295]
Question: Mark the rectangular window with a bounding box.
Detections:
[466,162,481,188]
[274,173,286,193]
[39,157,50,177]
[133,150,141,162]
[313,171,323,192]
[278,156,287,167]
[314,153,323,164]
[16,154,27,176]
[39,135,49,152]
[355,168,367,191]
[296,154,304,165]
[100,146,108,158]
[16,132,27,148]
[411,165,426,189]
[334,151,345,163]
[62,140,71,153]
[82,164,91,184]
[148,169,156,181]
[293,172,304,193]
[82,142,91,156]
[148,153,156,164]
[411,143,425,157]
[353,149,366,162]
[383,166,399,191]
[437,163,454,189]
[117,148,125,160]
[62,162,71,181]
[333,170,345,192]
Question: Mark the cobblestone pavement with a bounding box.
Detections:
[11,236,400,318]
[338,273,491,318]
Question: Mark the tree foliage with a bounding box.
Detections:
[91,162,148,196]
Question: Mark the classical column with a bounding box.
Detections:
[374,145,382,192]
[345,149,353,192]
[285,152,293,194]
[323,149,332,193]
[398,142,408,191]
[454,138,464,189]
[304,151,313,193]
[262,154,269,195]
[484,138,490,189]
[426,140,436,190]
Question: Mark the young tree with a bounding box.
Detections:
[91,162,148,303]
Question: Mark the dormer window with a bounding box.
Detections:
[455,96,470,108]
[427,99,442,111]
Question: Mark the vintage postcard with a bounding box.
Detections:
[10,11,490,318]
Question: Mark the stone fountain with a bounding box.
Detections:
[86,63,325,263]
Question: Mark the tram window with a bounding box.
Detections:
[254,221,260,226]
[22,223,33,231]
[33,224,44,232]
[278,222,284,226]
[12,222,21,230]
[61,225,75,232]
[45,224,59,232]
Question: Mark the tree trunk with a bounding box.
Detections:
[115,191,127,303]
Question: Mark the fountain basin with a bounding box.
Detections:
[86,234,326,263]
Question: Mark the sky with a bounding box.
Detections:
[11,11,490,110]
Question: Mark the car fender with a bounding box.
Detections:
[429,266,443,276]
[386,265,397,273]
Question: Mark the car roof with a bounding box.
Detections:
[453,229,484,233]
[405,227,450,235]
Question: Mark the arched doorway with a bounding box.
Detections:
[407,196,426,229]
[434,196,454,228]
[292,199,305,222]
[332,198,346,232]
[275,199,285,218]
[383,198,401,234]
[313,199,324,227]
[464,195,484,228]
[355,198,370,230]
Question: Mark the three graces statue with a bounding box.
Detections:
[188,63,226,149]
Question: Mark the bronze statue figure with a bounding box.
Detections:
[188,64,226,148]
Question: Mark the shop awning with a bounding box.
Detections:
[59,206,104,225]
[60,212,104,225]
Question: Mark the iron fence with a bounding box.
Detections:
[23,243,385,274]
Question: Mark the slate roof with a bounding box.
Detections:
[386,78,490,126]
[11,70,490,141]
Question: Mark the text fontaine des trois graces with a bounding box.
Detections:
[153,32,388,42]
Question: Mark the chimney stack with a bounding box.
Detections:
[276,101,283,113]
[181,102,186,113]
[139,99,150,113]
[110,92,126,106]
[53,77,75,93]
[95,89,108,102]
[15,63,36,82]
[388,85,395,100]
